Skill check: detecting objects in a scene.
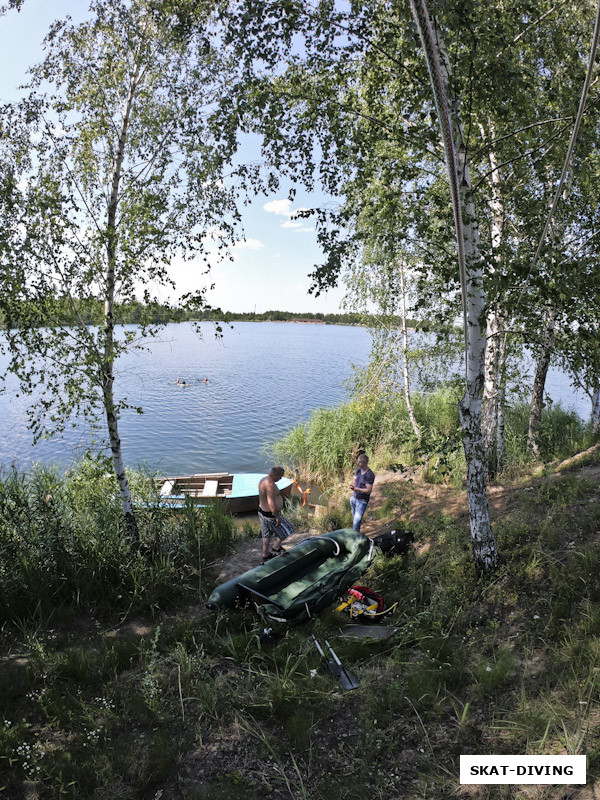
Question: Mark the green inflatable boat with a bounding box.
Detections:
[206,529,374,624]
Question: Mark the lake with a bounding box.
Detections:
[0,321,591,474]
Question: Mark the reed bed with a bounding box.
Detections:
[0,456,236,626]
[271,386,593,486]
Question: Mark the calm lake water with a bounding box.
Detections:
[0,321,591,475]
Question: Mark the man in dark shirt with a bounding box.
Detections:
[349,454,375,534]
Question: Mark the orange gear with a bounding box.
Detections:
[294,482,311,506]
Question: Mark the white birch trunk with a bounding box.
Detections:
[591,385,600,437]
[482,311,501,474]
[410,0,497,569]
[103,60,143,548]
[496,332,507,470]
[400,260,421,440]
[455,146,497,570]
[480,126,504,478]
[527,306,555,459]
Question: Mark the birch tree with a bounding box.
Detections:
[218,0,600,567]
[346,252,423,441]
[406,0,498,568]
[0,0,253,545]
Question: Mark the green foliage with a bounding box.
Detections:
[282,497,311,531]
[503,403,592,474]
[1,457,600,798]
[0,458,235,625]
[313,503,352,533]
[271,386,590,486]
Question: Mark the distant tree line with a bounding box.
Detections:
[0,299,416,329]
[214,309,377,325]
[0,298,193,328]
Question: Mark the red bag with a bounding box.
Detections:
[349,585,384,614]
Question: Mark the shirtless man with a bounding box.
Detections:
[258,466,294,563]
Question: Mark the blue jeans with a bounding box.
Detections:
[350,497,369,533]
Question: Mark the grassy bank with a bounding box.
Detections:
[0,456,237,626]
[1,450,600,797]
[270,388,593,486]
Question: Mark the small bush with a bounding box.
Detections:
[314,504,352,532]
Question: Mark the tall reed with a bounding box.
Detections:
[270,385,591,484]
[0,455,235,625]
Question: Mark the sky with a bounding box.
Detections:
[0,0,347,315]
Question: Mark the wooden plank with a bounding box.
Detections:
[202,479,219,497]
[159,480,175,497]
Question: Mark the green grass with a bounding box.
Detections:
[0,455,236,626]
[1,454,600,797]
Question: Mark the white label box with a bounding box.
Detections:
[460,755,586,784]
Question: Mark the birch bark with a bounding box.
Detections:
[480,125,505,478]
[496,333,507,470]
[409,0,497,569]
[454,137,497,570]
[102,57,143,548]
[592,386,600,437]
[482,311,501,475]
[399,260,421,440]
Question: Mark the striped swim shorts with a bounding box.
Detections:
[258,509,294,540]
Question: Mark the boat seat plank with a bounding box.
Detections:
[159,480,175,497]
[202,480,219,497]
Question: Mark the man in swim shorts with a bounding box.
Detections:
[258,466,294,563]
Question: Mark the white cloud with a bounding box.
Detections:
[263,198,293,217]
[281,220,314,232]
[233,238,264,251]
[264,198,315,232]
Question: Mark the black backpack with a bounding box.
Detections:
[373,528,413,556]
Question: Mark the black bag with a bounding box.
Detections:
[373,528,413,556]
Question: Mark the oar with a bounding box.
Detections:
[311,634,341,678]
[324,639,361,690]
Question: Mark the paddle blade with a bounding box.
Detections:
[338,666,361,690]
[322,658,341,677]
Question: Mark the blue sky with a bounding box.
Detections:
[0,1,346,314]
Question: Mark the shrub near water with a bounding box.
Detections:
[271,395,412,482]
[0,456,235,625]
